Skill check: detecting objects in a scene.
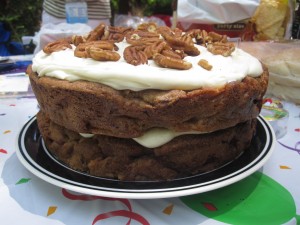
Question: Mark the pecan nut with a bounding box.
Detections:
[102,26,133,42]
[208,32,228,43]
[162,33,200,56]
[125,30,160,45]
[72,35,86,46]
[198,59,212,70]
[171,43,200,56]
[85,23,106,41]
[43,40,72,54]
[123,46,148,66]
[137,22,157,33]
[161,49,184,60]
[74,41,114,58]
[143,41,166,59]
[156,26,174,37]
[186,29,212,46]
[153,53,192,70]
[207,42,235,57]
[86,46,120,61]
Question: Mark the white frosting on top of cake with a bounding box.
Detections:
[32,41,263,91]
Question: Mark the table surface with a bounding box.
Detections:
[0,70,300,225]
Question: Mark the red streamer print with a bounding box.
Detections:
[0,148,8,154]
[92,210,150,225]
[202,202,218,211]
[62,189,132,210]
[61,189,149,225]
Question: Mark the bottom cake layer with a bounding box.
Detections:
[37,111,257,181]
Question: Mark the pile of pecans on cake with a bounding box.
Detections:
[43,23,235,71]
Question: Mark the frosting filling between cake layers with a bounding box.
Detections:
[32,42,263,91]
[80,127,207,148]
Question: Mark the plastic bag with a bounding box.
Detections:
[177,0,259,24]
[33,23,92,54]
[177,0,294,41]
[114,14,166,29]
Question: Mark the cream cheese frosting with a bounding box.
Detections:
[32,41,263,91]
[132,128,205,148]
[79,128,205,148]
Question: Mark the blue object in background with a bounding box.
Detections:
[0,22,27,56]
[0,22,11,56]
[65,1,88,24]
[0,60,32,74]
[8,42,27,55]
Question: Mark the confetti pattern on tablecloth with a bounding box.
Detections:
[1,97,299,225]
[62,189,150,225]
[280,165,291,170]
[202,202,217,211]
[162,204,174,215]
[0,148,8,154]
[16,178,31,185]
[47,206,57,217]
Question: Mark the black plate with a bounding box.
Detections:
[16,115,275,199]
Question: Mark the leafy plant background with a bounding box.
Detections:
[112,0,173,16]
[0,0,43,42]
[0,0,173,43]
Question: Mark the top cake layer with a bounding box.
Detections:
[31,24,263,91]
[28,23,268,138]
[28,64,268,138]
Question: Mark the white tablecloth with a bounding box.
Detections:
[0,95,300,224]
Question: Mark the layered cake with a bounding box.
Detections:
[27,23,269,181]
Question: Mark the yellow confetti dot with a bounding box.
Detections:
[3,130,11,134]
[47,206,57,216]
[162,204,174,215]
[280,165,291,169]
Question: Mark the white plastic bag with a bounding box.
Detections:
[177,0,260,24]
[33,23,92,54]
[114,15,166,29]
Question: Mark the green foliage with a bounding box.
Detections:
[1,0,172,42]
[111,0,173,16]
[0,0,43,42]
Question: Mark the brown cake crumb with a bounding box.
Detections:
[37,111,256,181]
